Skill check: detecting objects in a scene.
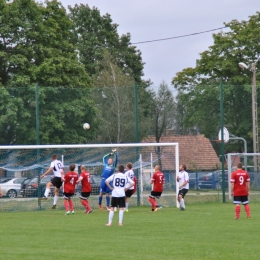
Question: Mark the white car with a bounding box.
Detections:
[0,178,27,198]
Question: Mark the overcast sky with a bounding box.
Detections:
[60,0,259,91]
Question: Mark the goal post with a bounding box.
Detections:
[0,143,180,212]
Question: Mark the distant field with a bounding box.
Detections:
[1,202,260,260]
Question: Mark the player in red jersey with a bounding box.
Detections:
[77,165,93,214]
[63,164,78,215]
[148,165,165,212]
[230,162,251,220]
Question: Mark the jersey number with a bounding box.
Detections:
[115,178,125,187]
[70,178,75,184]
[239,176,244,185]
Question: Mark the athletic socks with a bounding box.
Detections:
[235,204,240,219]
[119,209,124,224]
[125,202,129,210]
[53,195,59,205]
[106,196,110,207]
[244,204,250,218]
[108,210,114,225]
[149,197,156,209]
[180,198,185,209]
[64,200,69,211]
[98,196,102,205]
[44,188,50,198]
[68,199,74,211]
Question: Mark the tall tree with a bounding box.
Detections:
[0,0,95,145]
[172,12,260,151]
[68,3,144,83]
[92,50,147,143]
[0,0,91,87]
[144,82,176,167]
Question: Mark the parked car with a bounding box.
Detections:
[0,177,12,183]
[22,174,101,197]
[0,178,28,198]
[198,170,228,190]
[22,175,58,197]
[20,178,33,197]
[188,172,208,189]
[75,175,101,196]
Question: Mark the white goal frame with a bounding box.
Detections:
[0,142,180,207]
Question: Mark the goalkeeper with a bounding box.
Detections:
[98,149,118,211]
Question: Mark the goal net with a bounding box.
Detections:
[227,153,260,201]
[0,143,182,212]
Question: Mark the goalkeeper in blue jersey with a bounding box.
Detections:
[98,149,118,211]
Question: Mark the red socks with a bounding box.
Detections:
[64,200,69,211]
[235,204,240,219]
[68,199,74,211]
[149,197,156,209]
[244,204,250,218]
[81,199,91,211]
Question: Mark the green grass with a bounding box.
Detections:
[1,202,260,260]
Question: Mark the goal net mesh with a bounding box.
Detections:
[0,143,229,212]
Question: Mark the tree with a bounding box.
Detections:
[145,82,176,167]
[0,0,91,87]
[172,12,260,151]
[0,0,96,145]
[68,3,144,83]
[92,50,144,143]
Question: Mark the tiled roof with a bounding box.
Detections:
[141,134,220,171]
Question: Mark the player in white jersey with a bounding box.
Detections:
[105,164,134,226]
[41,154,64,209]
[124,162,136,212]
[177,164,189,211]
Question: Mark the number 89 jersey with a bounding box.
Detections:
[230,169,250,196]
[106,172,134,197]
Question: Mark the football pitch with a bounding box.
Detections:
[1,202,259,260]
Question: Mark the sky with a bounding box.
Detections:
[60,0,259,92]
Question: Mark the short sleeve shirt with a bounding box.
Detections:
[125,169,135,190]
[50,159,64,177]
[106,172,134,197]
[230,169,250,196]
[64,171,78,193]
[178,170,189,190]
[151,171,165,192]
[80,171,92,192]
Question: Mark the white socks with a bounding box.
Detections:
[53,195,59,205]
[119,209,124,224]
[180,198,185,209]
[44,188,50,198]
[108,210,114,224]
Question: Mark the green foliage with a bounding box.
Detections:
[68,3,144,83]
[149,81,176,142]
[172,12,260,151]
[91,50,153,143]
[1,204,260,260]
[0,0,91,87]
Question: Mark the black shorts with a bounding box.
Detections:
[80,192,91,200]
[233,195,249,205]
[111,196,126,208]
[63,192,74,199]
[149,191,162,199]
[51,177,63,189]
[125,189,134,198]
[178,188,188,198]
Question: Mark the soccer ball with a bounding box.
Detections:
[83,123,90,130]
